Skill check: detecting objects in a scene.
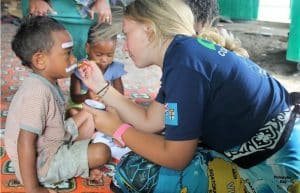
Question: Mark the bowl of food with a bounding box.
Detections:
[84,99,106,110]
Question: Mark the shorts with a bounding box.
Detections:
[64,117,79,141]
[39,139,91,184]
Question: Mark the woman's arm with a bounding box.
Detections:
[103,86,165,133]
[18,129,55,193]
[85,105,198,170]
[79,62,165,132]
[125,130,199,170]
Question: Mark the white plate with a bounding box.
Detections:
[85,99,106,110]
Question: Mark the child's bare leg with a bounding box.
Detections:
[72,110,95,140]
[88,143,111,181]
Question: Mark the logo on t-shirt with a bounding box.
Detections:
[164,103,178,126]
[197,38,216,50]
[197,38,229,57]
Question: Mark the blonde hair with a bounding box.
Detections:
[124,0,195,46]
[124,0,248,58]
[198,27,249,58]
[87,6,124,44]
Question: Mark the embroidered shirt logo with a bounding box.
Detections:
[165,103,178,126]
[197,38,216,50]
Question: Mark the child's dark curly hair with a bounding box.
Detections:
[185,0,219,27]
[11,16,66,67]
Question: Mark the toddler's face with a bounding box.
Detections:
[43,30,76,81]
[86,40,116,72]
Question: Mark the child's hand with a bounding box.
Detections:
[78,61,106,93]
[83,104,123,136]
[89,0,112,24]
[29,0,57,16]
[87,90,99,100]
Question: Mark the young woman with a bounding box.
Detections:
[79,0,300,192]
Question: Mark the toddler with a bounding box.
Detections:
[4,16,111,193]
[68,20,126,115]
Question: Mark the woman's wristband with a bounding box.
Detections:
[112,123,132,147]
[96,81,109,95]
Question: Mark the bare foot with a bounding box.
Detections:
[89,168,103,182]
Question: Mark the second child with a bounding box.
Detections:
[68,21,126,115]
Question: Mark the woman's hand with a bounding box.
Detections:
[89,0,112,24]
[29,0,57,16]
[83,104,123,136]
[79,61,106,93]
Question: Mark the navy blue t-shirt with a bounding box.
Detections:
[156,35,290,152]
